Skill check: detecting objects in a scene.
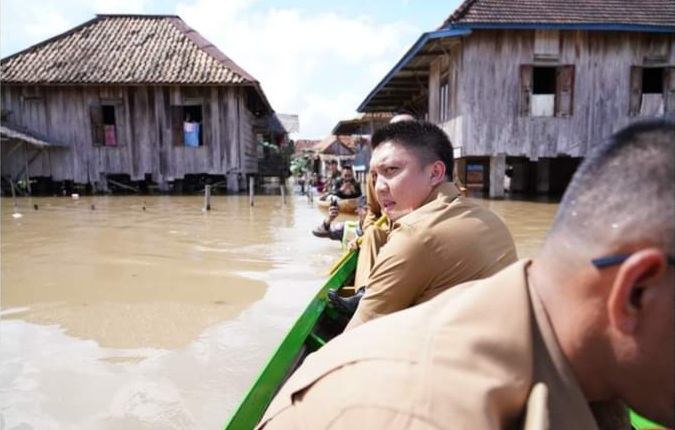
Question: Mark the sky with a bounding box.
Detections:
[0,0,463,139]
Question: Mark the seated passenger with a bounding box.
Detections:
[326,159,341,191]
[312,197,367,243]
[331,120,517,329]
[256,118,675,430]
[330,165,362,199]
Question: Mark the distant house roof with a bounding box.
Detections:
[331,112,395,135]
[314,135,356,156]
[0,14,273,113]
[359,0,675,112]
[293,139,320,156]
[444,0,675,29]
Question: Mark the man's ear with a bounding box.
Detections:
[607,248,669,334]
[429,161,446,186]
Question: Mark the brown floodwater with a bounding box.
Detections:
[0,191,557,429]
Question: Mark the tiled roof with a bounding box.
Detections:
[332,112,395,135]
[314,135,356,154]
[293,139,320,156]
[444,0,675,27]
[1,14,261,85]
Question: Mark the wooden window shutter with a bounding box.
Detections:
[171,106,184,146]
[555,65,575,117]
[90,105,104,146]
[520,65,533,117]
[629,66,643,116]
[665,67,675,114]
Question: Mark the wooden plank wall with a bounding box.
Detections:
[432,44,464,152]
[240,108,257,174]
[0,84,258,184]
[431,30,673,159]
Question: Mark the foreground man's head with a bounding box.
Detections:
[531,118,674,427]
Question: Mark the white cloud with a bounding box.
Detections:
[1,0,153,56]
[176,0,420,138]
[1,0,423,139]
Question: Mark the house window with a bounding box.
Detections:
[439,73,450,122]
[629,66,675,116]
[172,105,204,147]
[520,65,574,118]
[90,104,119,147]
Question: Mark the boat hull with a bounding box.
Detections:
[223,251,357,430]
[317,195,360,214]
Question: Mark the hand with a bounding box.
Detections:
[347,237,360,251]
[328,205,339,221]
[341,183,355,193]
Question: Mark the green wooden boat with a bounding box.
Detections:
[223,250,358,430]
[223,249,666,430]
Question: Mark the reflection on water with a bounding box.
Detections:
[1,193,556,429]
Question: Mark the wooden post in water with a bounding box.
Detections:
[9,178,17,209]
[280,175,286,205]
[24,143,32,195]
[203,184,212,211]
[249,176,255,206]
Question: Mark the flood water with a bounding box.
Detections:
[1,192,558,430]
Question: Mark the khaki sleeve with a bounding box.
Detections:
[361,175,381,231]
[347,227,434,329]
[319,408,441,430]
[258,359,443,430]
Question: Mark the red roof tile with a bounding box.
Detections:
[444,0,675,27]
[1,14,263,85]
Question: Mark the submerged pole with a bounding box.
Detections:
[10,178,17,209]
[280,175,286,205]
[249,176,255,207]
[24,142,31,195]
[203,184,212,211]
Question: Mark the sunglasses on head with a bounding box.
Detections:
[591,253,675,269]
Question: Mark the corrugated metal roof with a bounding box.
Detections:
[444,0,675,27]
[1,14,261,85]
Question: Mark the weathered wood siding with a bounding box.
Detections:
[241,108,257,174]
[430,30,674,159]
[1,84,258,183]
[432,44,464,152]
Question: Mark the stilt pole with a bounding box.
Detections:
[249,176,255,207]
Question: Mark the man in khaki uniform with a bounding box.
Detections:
[333,120,517,330]
[257,119,674,429]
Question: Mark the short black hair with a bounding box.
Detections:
[550,118,675,253]
[371,120,454,178]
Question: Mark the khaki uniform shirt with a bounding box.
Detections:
[348,181,517,329]
[361,174,381,231]
[256,261,619,430]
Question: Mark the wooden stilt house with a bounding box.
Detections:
[357,0,675,198]
[1,14,282,194]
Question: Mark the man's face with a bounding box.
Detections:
[342,170,354,181]
[370,141,436,222]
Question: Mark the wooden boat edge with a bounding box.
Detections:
[222,251,358,430]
